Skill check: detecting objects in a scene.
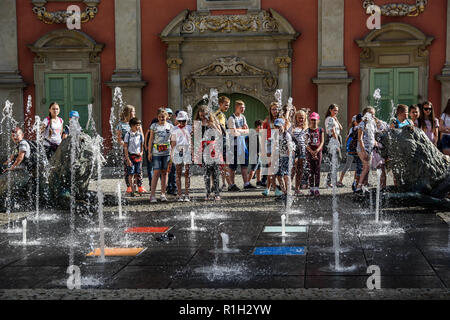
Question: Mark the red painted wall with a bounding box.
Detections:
[16,0,115,140]
[140,0,197,128]
[262,0,318,112]
[345,0,446,124]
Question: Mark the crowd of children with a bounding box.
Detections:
[3,97,450,202]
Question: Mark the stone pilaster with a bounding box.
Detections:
[167,58,183,110]
[313,0,353,137]
[275,56,292,101]
[106,0,146,118]
[436,0,450,112]
[0,0,26,122]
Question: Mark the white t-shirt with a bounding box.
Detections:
[150,122,173,156]
[325,116,341,138]
[441,113,450,136]
[171,125,192,147]
[43,117,63,146]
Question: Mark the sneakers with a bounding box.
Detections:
[244,183,256,189]
[177,196,184,202]
[160,194,168,202]
[256,181,263,187]
[314,190,320,197]
[150,196,157,203]
[274,188,284,197]
[138,186,147,193]
[310,189,315,196]
[228,184,240,192]
[214,195,221,201]
[351,181,357,192]
[262,189,270,196]
[126,187,132,194]
[184,195,191,202]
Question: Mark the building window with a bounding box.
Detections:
[197,0,260,12]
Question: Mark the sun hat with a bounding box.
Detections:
[69,111,80,118]
[309,112,320,120]
[176,111,188,121]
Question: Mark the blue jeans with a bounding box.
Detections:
[152,155,170,171]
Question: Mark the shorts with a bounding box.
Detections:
[276,156,291,176]
[442,134,450,149]
[228,146,249,171]
[127,159,142,175]
[152,155,170,171]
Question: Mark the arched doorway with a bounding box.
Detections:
[192,93,268,129]
[357,23,434,121]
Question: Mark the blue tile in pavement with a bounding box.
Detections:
[253,247,306,255]
[263,226,307,233]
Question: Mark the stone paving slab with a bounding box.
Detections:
[0,172,449,298]
[0,288,448,300]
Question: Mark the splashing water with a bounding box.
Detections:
[25,95,33,137]
[208,88,219,113]
[1,101,17,228]
[93,135,105,262]
[69,117,82,267]
[86,103,97,136]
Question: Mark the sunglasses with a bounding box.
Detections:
[423,108,432,111]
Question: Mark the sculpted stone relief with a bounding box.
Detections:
[32,0,99,24]
[182,56,278,106]
[363,0,427,17]
[181,10,278,34]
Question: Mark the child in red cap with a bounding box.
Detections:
[306,112,325,197]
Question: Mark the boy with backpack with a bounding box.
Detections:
[2,127,33,174]
[123,117,145,196]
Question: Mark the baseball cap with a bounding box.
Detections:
[166,108,173,114]
[176,111,188,121]
[69,111,80,118]
[274,118,285,127]
[309,112,320,120]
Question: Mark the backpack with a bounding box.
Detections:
[348,127,359,153]
[124,131,143,153]
[23,140,38,172]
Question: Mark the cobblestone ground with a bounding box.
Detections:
[0,171,449,300]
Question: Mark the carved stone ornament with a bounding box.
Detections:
[275,56,291,68]
[363,0,427,17]
[187,57,277,92]
[32,0,99,25]
[167,58,183,69]
[181,10,278,34]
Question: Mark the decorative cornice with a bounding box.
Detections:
[275,56,291,68]
[166,58,183,69]
[32,0,100,25]
[363,0,427,17]
[181,10,278,34]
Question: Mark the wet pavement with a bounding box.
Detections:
[0,173,449,299]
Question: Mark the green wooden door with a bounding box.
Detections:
[369,67,418,121]
[69,74,91,128]
[45,74,69,121]
[45,73,92,128]
[395,68,418,107]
